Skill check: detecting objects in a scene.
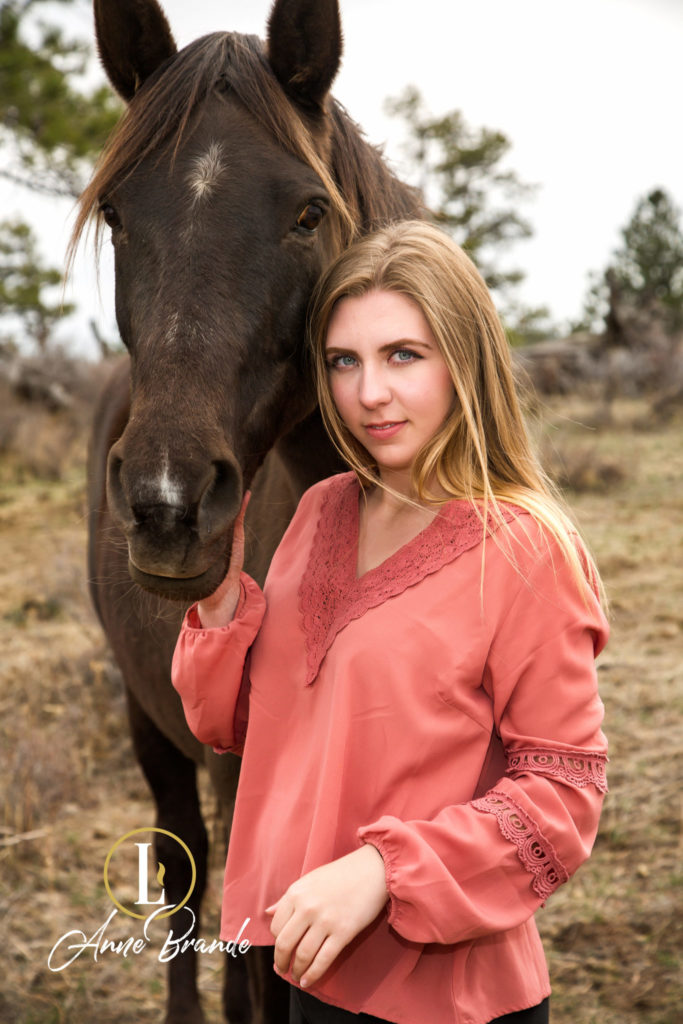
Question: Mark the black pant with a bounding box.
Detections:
[289,986,550,1023]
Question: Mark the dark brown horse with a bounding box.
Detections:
[77,1,421,1021]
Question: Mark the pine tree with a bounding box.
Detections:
[0,0,120,197]
[575,188,683,334]
[385,86,551,342]
[0,218,74,351]
[611,189,683,329]
[0,0,120,349]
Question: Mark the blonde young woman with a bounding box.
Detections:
[172,221,609,1024]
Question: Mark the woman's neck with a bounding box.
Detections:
[357,484,439,577]
[370,468,451,514]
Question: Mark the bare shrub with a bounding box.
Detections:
[0,648,127,836]
[0,351,109,483]
[543,442,627,494]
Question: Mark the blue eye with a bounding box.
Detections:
[393,349,418,363]
[328,354,356,369]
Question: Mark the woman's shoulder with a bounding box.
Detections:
[437,499,542,569]
[482,502,606,628]
[480,500,584,566]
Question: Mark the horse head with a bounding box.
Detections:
[78,0,420,604]
[82,0,351,602]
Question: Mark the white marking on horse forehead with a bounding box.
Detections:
[163,311,199,348]
[156,452,183,506]
[187,142,226,205]
[166,311,180,344]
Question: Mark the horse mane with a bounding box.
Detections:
[327,99,423,231]
[69,31,423,265]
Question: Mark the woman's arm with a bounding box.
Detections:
[357,531,609,945]
[197,492,250,628]
[171,478,332,754]
[266,844,389,989]
[171,494,266,754]
[171,573,266,754]
[267,524,609,984]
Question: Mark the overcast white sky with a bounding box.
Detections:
[4,0,682,353]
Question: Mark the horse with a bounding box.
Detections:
[75,1,421,1021]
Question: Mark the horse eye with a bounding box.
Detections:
[99,203,121,229]
[296,203,324,232]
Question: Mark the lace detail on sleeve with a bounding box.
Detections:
[472,789,569,900]
[298,473,521,685]
[506,747,608,793]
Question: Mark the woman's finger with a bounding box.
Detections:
[267,892,294,940]
[272,923,301,974]
[272,911,309,974]
[298,934,345,989]
[227,490,251,578]
[197,489,252,625]
[289,924,327,983]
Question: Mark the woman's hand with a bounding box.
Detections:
[196,491,251,628]
[265,845,389,989]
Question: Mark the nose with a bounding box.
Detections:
[358,363,391,409]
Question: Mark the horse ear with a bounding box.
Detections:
[94,0,178,102]
[267,0,342,109]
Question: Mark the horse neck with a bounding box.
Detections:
[273,407,343,492]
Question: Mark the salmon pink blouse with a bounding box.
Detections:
[171,472,609,1024]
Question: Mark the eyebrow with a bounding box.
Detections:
[325,338,434,355]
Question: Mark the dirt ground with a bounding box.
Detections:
[0,391,680,1023]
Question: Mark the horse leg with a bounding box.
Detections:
[243,947,291,1024]
[125,685,209,1024]
[216,935,289,1024]
[205,753,290,1023]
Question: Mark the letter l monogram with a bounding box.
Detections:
[135,843,166,906]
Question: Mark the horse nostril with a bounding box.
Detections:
[197,458,241,543]
[106,450,137,529]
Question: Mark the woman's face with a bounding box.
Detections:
[324,289,455,492]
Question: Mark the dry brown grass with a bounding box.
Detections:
[0,392,680,1023]
[533,396,683,1024]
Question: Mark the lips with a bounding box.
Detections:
[364,421,406,439]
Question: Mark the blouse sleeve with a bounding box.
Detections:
[171,572,266,756]
[357,527,609,946]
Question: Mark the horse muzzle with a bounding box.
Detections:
[106,440,242,600]
[127,547,230,602]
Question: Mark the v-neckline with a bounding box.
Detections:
[298,473,521,686]
[352,485,440,582]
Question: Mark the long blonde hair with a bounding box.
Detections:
[308,220,605,606]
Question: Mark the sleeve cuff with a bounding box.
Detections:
[357,822,406,932]
[182,572,262,633]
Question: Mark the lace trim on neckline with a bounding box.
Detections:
[298,473,518,686]
[472,789,569,900]
[506,747,608,793]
